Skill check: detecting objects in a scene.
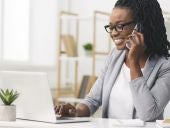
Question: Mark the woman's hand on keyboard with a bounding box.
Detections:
[55,103,76,117]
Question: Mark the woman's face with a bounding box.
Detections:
[109,8,135,50]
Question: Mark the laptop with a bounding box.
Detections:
[0,71,90,123]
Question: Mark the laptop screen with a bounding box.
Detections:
[0,71,56,123]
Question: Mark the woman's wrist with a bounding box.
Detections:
[75,103,90,117]
[129,60,143,80]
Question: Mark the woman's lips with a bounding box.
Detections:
[114,39,124,45]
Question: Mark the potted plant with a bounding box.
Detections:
[83,43,93,56]
[0,89,19,121]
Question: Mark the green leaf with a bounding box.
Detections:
[1,89,6,96]
[0,89,19,105]
[83,43,93,50]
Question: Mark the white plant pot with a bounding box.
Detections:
[0,105,16,121]
[85,50,92,57]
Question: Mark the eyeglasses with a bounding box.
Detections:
[104,21,135,33]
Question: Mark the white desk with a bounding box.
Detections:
[0,118,156,128]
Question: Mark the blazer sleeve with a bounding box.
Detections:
[80,49,114,115]
[129,58,170,121]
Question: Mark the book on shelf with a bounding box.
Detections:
[61,34,77,57]
[77,75,97,98]
[156,119,170,128]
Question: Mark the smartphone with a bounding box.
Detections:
[126,23,142,49]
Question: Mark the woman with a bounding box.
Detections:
[55,0,170,121]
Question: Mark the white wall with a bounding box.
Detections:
[158,0,170,12]
[0,0,3,60]
[30,0,58,66]
[69,0,116,17]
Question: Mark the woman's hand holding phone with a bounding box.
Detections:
[126,25,136,49]
[126,23,142,49]
[125,23,146,80]
[126,23,145,62]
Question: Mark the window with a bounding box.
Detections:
[3,0,30,62]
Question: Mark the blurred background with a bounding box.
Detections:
[0,0,170,107]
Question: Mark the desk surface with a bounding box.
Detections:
[0,118,156,128]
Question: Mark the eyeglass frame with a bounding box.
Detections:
[104,21,135,33]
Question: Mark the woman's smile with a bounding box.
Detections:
[114,38,124,45]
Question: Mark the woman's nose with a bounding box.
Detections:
[110,29,119,37]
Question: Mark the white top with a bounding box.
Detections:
[108,63,133,118]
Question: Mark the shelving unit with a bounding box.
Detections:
[92,11,112,75]
[56,10,112,103]
[57,11,79,100]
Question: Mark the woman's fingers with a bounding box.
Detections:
[59,105,65,115]
[55,105,66,116]
[127,32,144,48]
[55,105,61,114]
[68,108,76,116]
[134,32,144,46]
[54,103,76,117]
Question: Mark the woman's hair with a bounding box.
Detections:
[114,0,170,57]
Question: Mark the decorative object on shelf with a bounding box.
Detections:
[83,43,93,56]
[62,34,78,57]
[0,89,19,121]
[77,75,97,98]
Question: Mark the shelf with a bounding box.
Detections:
[59,56,107,62]
[59,56,92,62]
[57,97,84,103]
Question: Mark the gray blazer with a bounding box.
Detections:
[81,48,170,121]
